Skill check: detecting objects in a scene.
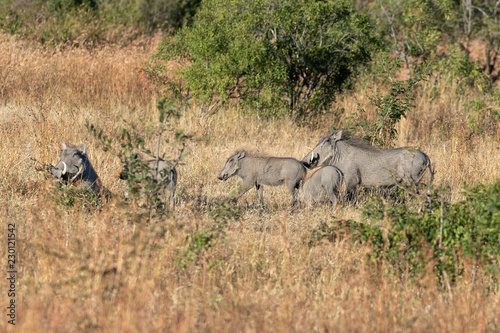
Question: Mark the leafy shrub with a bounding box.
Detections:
[349,77,420,147]
[151,0,375,118]
[53,185,101,210]
[366,0,447,78]
[310,181,500,288]
[176,230,219,269]
[463,94,500,135]
[209,197,241,232]
[439,46,490,91]
[0,0,201,45]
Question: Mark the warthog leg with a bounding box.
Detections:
[256,184,264,209]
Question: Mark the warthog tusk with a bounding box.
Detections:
[70,166,81,182]
[62,162,67,175]
[310,152,314,163]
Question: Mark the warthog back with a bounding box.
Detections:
[302,129,432,195]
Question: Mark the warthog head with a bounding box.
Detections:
[302,130,342,168]
[218,150,245,181]
[52,142,88,182]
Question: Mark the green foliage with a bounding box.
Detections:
[152,0,375,118]
[440,46,490,92]
[88,97,191,219]
[0,0,102,45]
[0,0,201,45]
[310,181,500,288]
[176,230,218,269]
[366,0,450,77]
[348,76,421,147]
[53,185,101,210]
[209,197,241,231]
[119,152,175,208]
[463,95,500,134]
[136,0,201,31]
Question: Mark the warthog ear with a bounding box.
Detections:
[62,141,68,150]
[237,150,246,159]
[77,143,87,154]
[331,130,342,142]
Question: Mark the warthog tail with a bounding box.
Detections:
[426,158,434,186]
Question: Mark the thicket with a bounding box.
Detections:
[146,0,500,121]
[0,0,201,45]
[151,0,375,118]
[310,181,500,290]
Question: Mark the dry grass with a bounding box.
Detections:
[0,32,499,332]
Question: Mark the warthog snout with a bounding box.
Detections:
[51,161,67,179]
[309,152,319,168]
[217,171,230,181]
[302,152,319,169]
[52,160,81,182]
[52,143,87,181]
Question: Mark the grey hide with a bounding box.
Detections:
[218,150,307,208]
[119,152,177,208]
[302,129,432,195]
[52,142,110,198]
[298,165,343,211]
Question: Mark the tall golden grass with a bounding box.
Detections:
[0,32,499,332]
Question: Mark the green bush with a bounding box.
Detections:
[151,0,375,118]
[53,185,102,210]
[176,230,219,269]
[0,0,201,45]
[439,46,490,91]
[310,181,500,288]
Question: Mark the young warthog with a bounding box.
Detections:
[119,152,177,208]
[302,130,432,196]
[218,150,306,208]
[51,142,110,198]
[298,166,343,211]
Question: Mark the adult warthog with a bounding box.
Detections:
[302,130,432,196]
[218,150,307,209]
[119,152,177,208]
[52,142,110,198]
[298,165,343,211]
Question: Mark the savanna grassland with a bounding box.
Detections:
[0,31,499,332]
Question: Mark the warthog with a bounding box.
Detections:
[298,165,343,211]
[218,150,307,208]
[119,152,177,207]
[302,130,432,196]
[51,142,110,198]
